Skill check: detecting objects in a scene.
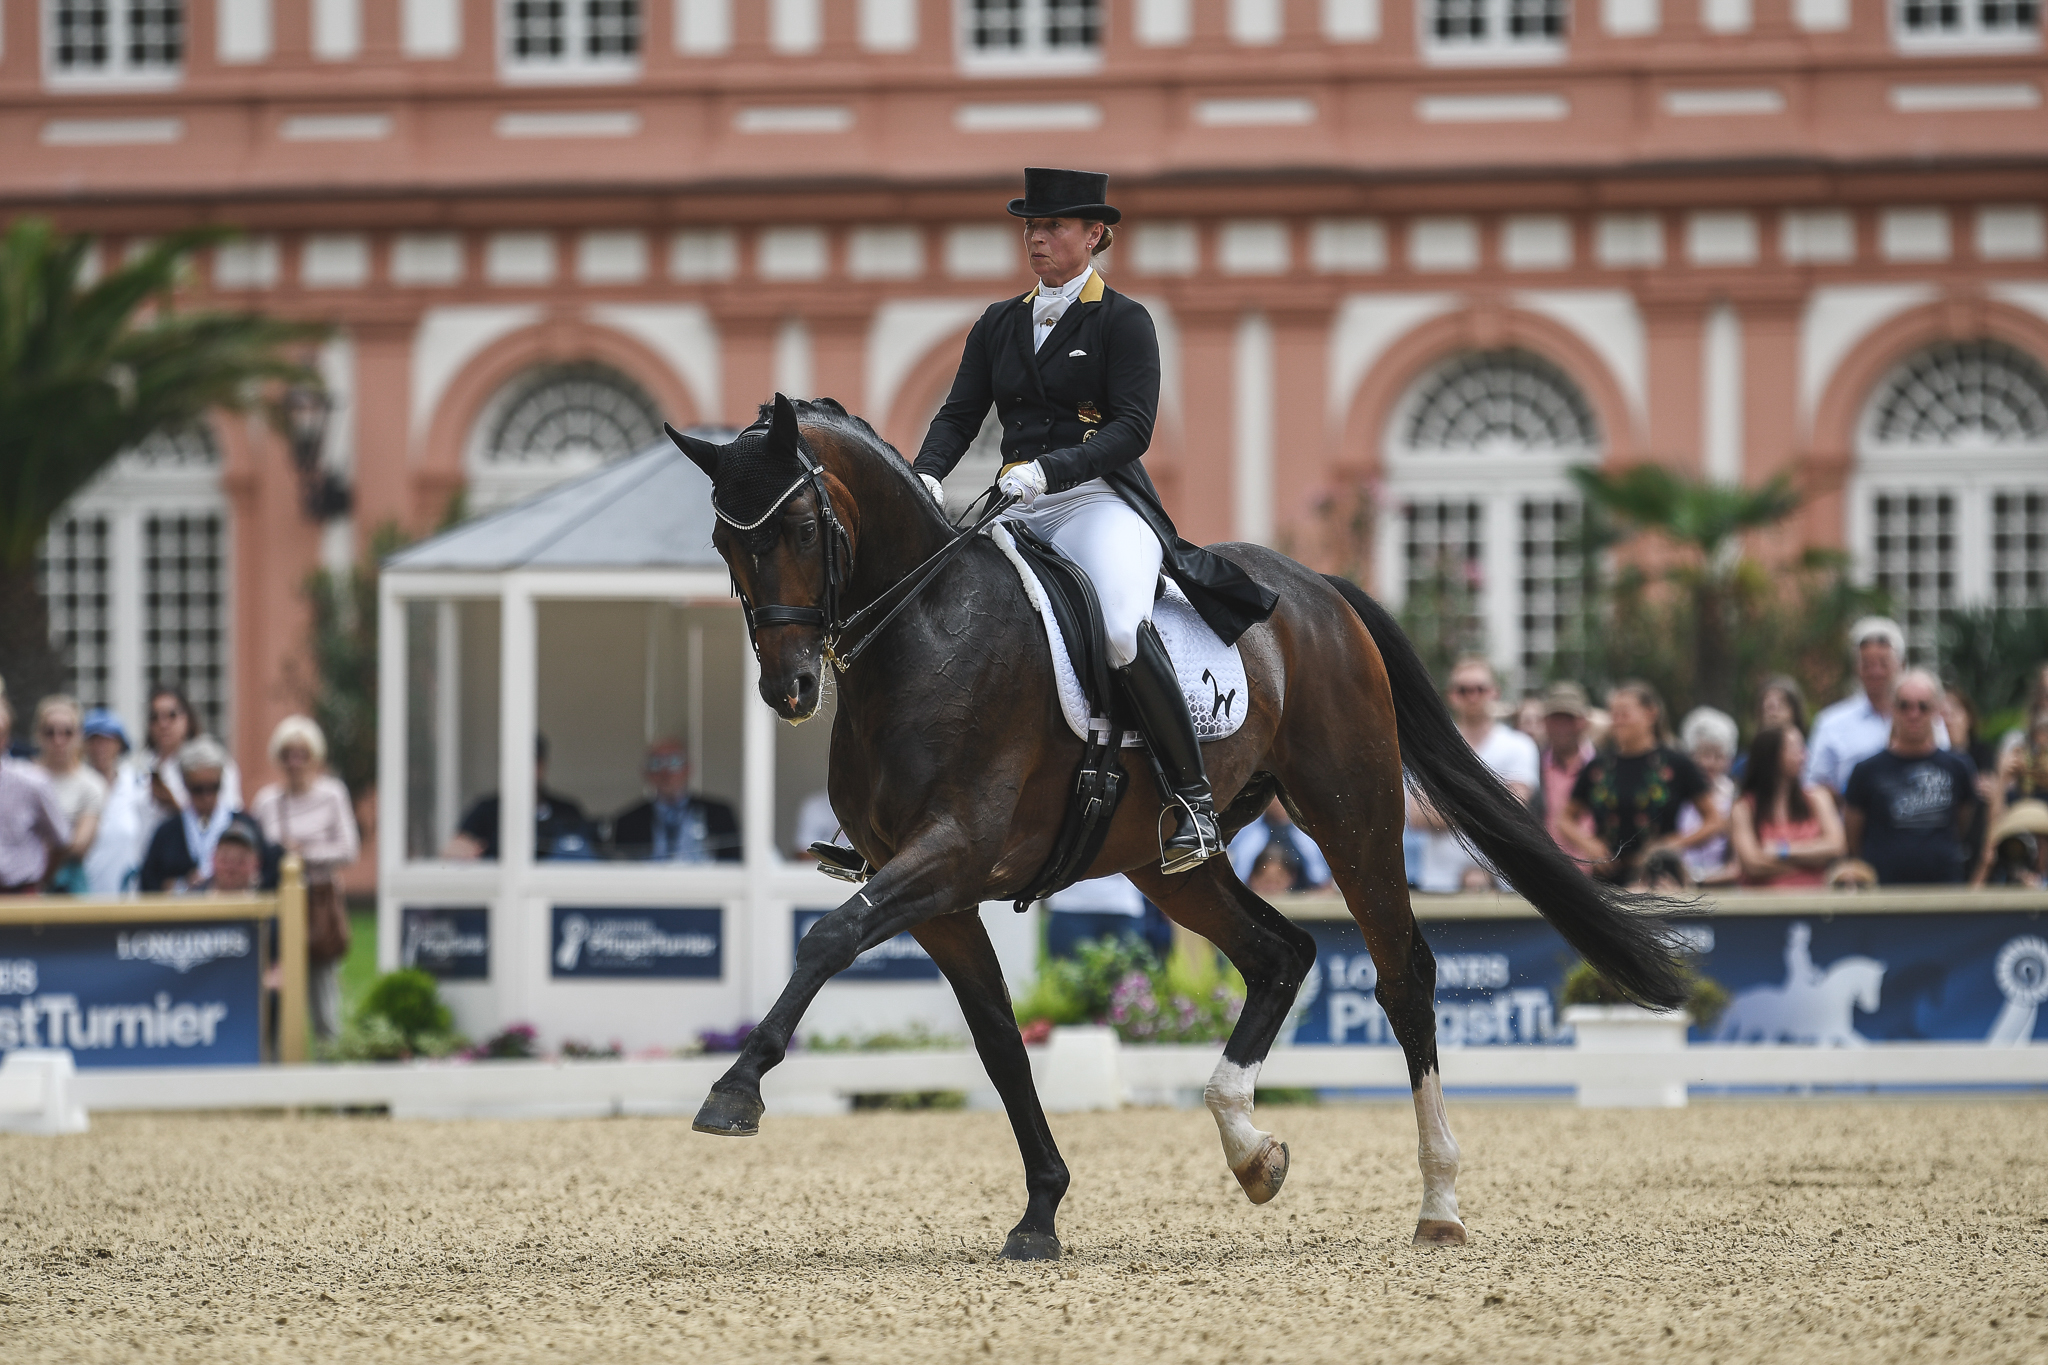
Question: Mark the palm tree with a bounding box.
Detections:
[0,219,322,705]
[1568,463,1803,713]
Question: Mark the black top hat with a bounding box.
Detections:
[1007,167,1121,224]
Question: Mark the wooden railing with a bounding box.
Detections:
[0,855,309,1063]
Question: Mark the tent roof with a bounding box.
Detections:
[386,441,723,573]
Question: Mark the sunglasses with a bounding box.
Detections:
[40,725,77,738]
[150,709,185,723]
[1450,683,1491,696]
[1894,700,1934,713]
[185,781,222,796]
[645,756,690,773]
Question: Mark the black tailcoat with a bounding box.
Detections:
[913,274,1278,644]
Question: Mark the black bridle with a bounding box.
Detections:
[715,439,1014,674]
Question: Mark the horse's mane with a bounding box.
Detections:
[762,397,956,537]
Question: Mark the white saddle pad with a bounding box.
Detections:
[988,523,1248,748]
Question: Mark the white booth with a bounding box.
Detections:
[375,442,1035,1052]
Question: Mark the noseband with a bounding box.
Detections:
[717,441,1016,676]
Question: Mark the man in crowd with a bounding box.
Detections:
[0,695,71,893]
[203,815,272,893]
[139,737,238,891]
[445,734,592,860]
[1537,682,1597,856]
[1229,798,1330,893]
[1843,670,1978,885]
[609,738,740,862]
[1406,656,1540,893]
[1807,616,1946,793]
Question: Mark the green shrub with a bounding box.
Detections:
[358,969,451,1041]
[1559,959,1728,1029]
[1014,934,1247,1045]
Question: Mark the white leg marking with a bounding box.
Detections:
[1413,1071,1463,1226]
[1204,1058,1272,1172]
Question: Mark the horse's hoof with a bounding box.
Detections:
[691,1087,764,1136]
[1232,1136,1290,1205]
[999,1229,1062,1262]
[1412,1219,1467,1247]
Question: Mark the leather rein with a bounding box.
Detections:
[715,442,1014,675]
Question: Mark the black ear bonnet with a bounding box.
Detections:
[669,394,816,555]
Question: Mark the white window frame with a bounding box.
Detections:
[1851,420,2048,661]
[43,435,232,740]
[956,0,1104,77]
[464,363,663,512]
[1375,358,1598,689]
[498,0,642,84]
[1891,0,2041,55]
[42,0,185,92]
[1417,0,1568,66]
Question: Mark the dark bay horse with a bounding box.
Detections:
[671,395,1686,1260]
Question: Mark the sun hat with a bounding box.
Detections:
[1542,681,1590,719]
[1989,799,2048,845]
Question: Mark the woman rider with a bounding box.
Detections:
[913,168,1278,875]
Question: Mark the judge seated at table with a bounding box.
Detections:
[608,739,740,863]
[443,734,594,861]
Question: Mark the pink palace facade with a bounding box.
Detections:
[8,0,2048,794]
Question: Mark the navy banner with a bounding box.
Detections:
[400,907,490,980]
[1286,910,2048,1048]
[794,909,941,982]
[0,921,262,1067]
[550,906,721,979]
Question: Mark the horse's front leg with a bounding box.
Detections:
[912,911,1070,1261]
[692,846,973,1136]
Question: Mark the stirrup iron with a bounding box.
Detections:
[808,841,872,884]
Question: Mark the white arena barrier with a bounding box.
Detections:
[0,1049,90,1135]
[36,1026,2048,1126]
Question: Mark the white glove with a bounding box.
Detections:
[918,472,946,512]
[998,461,1049,509]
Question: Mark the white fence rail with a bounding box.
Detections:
[33,1029,2047,1127]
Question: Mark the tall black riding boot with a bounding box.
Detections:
[1117,620,1224,875]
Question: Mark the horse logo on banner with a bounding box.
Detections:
[1714,922,1885,1047]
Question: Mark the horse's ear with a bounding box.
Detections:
[768,392,801,457]
[666,423,721,481]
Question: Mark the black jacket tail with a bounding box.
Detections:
[1323,574,1690,1009]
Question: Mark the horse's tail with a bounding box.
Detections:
[1321,574,1690,1009]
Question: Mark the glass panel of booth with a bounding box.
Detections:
[399,595,777,867]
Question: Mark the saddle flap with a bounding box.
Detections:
[1007,525,1119,726]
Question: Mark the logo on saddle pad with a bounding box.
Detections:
[1202,668,1237,722]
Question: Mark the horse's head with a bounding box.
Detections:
[1843,957,1886,1014]
[670,393,854,722]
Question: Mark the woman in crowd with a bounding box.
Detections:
[31,696,104,893]
[79,708,145,893]
[1676,707,1739,885]
[1730,725,1846,887]
[1941,684,1998,879]
[1731,676,1807,780]
[1559,681,1725,887]
[251,715,360,1040]
[142,684,242,821]
[138,737,238,892]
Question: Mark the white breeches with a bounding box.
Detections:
[1004,479,1164,668]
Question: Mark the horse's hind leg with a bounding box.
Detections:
[1129,862,1316,1206]
[912,911,1070,1261]
[1276,777,1467,1248]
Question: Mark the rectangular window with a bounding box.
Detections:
[1402,500,1490,668]
[502,0,639,76]
[1870,491,1955,664]
[1895,0,2038,46]
[38,516,113,712]
[47,0,184,81]
[1517,498,1595,685]
[145,512,228,740]
[959,0,1101,71]
[1990,490,2047,609]
[1422,0,1566,59]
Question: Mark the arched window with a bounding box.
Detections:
[1855,339,2048,659]
[468,362,663,510]
[1381,349,1602,687]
